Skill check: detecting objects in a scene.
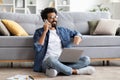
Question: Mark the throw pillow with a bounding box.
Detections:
[0,20,10,36]
[88,20,99,35]
[93,19,120,35]
[116,27,120,35]
[2,19,29,36]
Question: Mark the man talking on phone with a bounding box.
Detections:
[33,7,95,77]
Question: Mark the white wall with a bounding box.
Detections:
[36,0,120,19]
[109,3,120,19]
[70,0,100,12]
[70,0,120,19]
[36,0,50,14]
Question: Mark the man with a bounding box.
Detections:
[33,7,95,77]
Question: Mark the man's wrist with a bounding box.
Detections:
[43,31,47,34]
[75,36,80,37]
[75,36,82,39]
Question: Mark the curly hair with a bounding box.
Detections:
[41,7,57,21]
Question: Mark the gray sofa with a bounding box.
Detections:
[0,12,120,63]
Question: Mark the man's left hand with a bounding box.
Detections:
[73,36,82,45]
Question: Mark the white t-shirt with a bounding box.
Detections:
[43,30,62,61]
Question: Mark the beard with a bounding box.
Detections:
[51,21,57,28]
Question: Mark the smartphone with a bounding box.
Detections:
[44,19,49,23]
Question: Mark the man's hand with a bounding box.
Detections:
[73,36,82,45]
[38,20,51,45]
[43,20,51,33]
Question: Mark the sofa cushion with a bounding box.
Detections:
[57,12,111,35]
[0,36,33,47]
[57,12,75,30]
[0,48,34,60]
[73,47,120,58]
[72,35,120,47]
[88,20,99,35]
[2,19,29,36]
[116,27,120,35]
[93,19,120,35]
[0,12,43,35]
[0,12,111,35]
[0,20,10,36]
[70,12,111,35]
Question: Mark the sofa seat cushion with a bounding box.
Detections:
[0,48,34,60]
[73,35,120,47]
[72,47,120,58]
[0,36,33,47]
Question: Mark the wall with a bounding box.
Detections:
[36,0,120,19]
[70,0,120,19]
[37,0,52,14]
[70,0,99,12]
[109,3,120,19]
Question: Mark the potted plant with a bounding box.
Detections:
[89,4,109,12]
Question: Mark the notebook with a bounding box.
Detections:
[59,48,83,63]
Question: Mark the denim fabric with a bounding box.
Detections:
[42,56,90,75]
[33,27,82,72]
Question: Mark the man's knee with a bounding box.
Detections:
[45,57,57,64]
[80,56,91,65]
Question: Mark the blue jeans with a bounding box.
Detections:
[42,56,90,76]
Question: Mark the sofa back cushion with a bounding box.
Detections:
[0,12,43,35]
[0,12,110,35]
[57,12,111,35]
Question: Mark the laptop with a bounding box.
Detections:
[59,48,83,63]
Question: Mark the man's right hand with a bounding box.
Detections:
[38,20,51,45]
[43,20,51,33]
